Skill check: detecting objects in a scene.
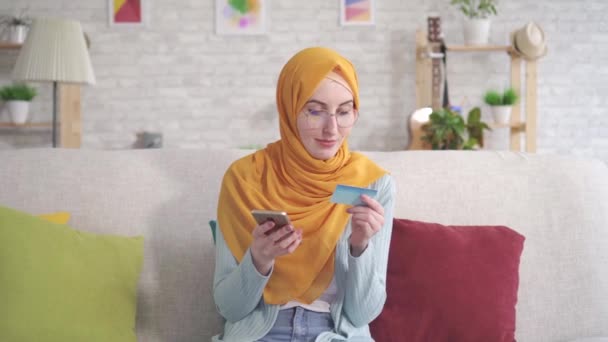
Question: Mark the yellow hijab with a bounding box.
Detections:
[217,47,387,305]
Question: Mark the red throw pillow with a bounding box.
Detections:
[370,218,525,342]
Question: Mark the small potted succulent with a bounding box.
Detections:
[450,0,497,45]
[0,10,32,44]
[484,88,518,124]
[0,83,37,125]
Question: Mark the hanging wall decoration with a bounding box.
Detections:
[109,0,144,26]
[340,0,375,26]
[216,0,266,35]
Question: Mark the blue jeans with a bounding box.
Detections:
[257,307,334,342]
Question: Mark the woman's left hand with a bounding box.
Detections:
[346,194,385,257]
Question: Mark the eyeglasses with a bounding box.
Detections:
[301,108,358,129]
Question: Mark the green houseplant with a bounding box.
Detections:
[0,83,37,125]
[484,87,518,124]
[0,83,36,101]
[421,106,491,150]
[0,10,32,43]
[450,0,498,45]
[450,0,497,19]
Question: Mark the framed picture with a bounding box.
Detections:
[109,0,145,26]
[216,0,266,35]
[340,0,375,26]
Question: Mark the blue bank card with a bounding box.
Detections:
[330,184,378,206]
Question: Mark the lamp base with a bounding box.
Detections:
[52,81,58,148]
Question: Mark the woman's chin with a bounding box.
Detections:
[311,149,339,160]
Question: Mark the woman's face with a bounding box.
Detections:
[296,72,358,160]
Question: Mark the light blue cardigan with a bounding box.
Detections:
[212,174,395,342]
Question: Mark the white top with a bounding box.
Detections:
[280,277,338,312]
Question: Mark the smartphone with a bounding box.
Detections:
[251,209,292,235]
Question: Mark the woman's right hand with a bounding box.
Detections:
[250,221,303,276]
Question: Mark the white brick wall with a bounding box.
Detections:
[0,0,607,164]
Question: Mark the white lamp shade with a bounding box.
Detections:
[12,17,96,85]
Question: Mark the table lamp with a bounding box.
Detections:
[12,17,95,147]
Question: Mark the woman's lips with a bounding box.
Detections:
[316,139,337,148]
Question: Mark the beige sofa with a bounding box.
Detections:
[1,149,607,341]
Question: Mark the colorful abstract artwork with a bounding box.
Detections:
[109,0,143,26]
[216,0,266,35]
[340,0,375,26]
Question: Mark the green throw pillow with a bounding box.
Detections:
[0,206,144,342]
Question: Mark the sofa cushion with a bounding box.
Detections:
[0,206,144,342]
[370,218,525,342]
[38,211,70,224]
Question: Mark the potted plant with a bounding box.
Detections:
[484,87,518,124]
[421,106,491,150]
[450,0,497,45]
[0,10,32,44]
[0,83,37,125]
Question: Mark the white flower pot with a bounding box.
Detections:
[463,18,491,45]
[491,105,512,125]
[6,100,30,125]
[8,25,28,44]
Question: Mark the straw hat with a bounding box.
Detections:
[511,22,548,60]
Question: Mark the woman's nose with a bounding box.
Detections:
[322,114,339,132]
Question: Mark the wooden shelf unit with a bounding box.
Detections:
[0,42,82,148]
[488,122,526,130]
[0,42,22,49]
[446,45,513,52]
[0,121,53,128]
[414,30,538,152]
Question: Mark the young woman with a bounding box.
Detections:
[213,47,395,342]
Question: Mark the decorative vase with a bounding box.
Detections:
[8,25,28,44]
[7,100,30,125]
[491,105,512,125]
[463,18,490,45]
